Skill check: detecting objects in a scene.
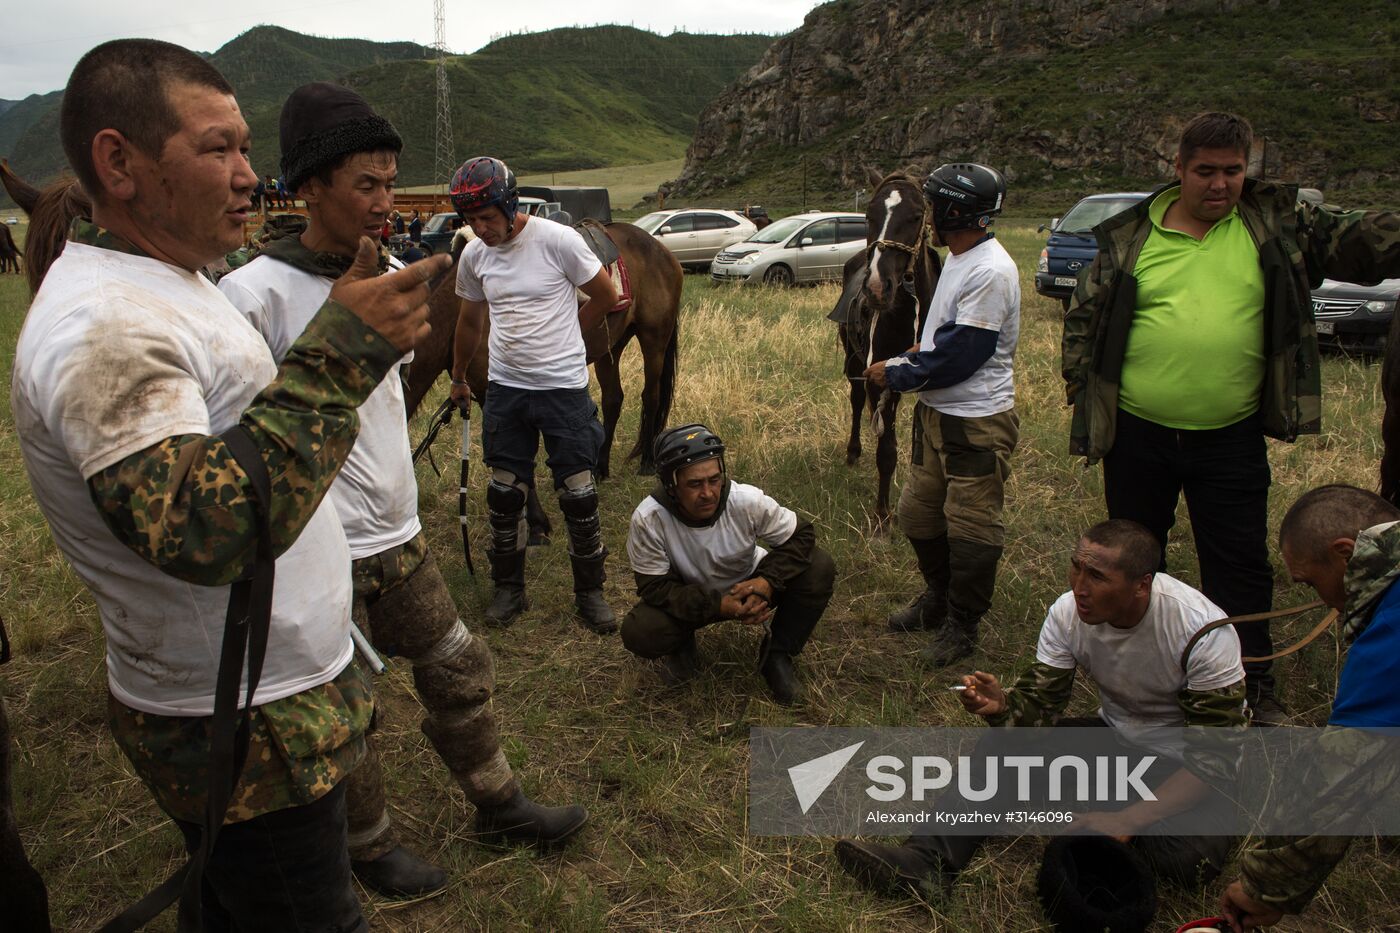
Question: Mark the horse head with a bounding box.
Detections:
[1,162,91,295]
[862,168,928,315]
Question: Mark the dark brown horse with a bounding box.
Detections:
[404,221,683,542]
[0,222,20,275]
[832,168,941,530]
[0,161,85,295]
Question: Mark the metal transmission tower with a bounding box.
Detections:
[432,0,453,192]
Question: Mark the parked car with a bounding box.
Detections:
[1035,192,1149,308]
[4,217,17,225]
[417,211,463,255]
[710,212,867,286]
[635,209,757,270]
[1312,277,1398,355]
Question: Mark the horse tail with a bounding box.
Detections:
[1381,314,1400,504]
[24,179,91,295]
[629,318,679,465]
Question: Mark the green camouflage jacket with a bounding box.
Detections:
[1238,521,1400,913]
[1062,180,1400,462]
[74,221,397,821]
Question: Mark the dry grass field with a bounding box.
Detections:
[0,220,1395,931]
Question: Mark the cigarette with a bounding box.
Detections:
[948,685,968,691]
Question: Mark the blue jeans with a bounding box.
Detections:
[172,782,365,933]
[481,382,604,489]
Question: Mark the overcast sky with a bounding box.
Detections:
[0,0,825,99]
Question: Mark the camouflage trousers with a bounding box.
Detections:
[345,532,517,861]
[897,404,1019,547]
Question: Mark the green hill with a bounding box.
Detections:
[1,24,773,203]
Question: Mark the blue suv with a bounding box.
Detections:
[1035,192,1149,309]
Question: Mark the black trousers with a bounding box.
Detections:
[908,717,1235,890]
[620,549,836,659]
[1102,409,1273,692]
[173,782,366,933]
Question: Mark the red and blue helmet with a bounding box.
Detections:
[450,156,518,221]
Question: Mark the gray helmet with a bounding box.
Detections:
[654,423,726,489]
[923,162,1006,233]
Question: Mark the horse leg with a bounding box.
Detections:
[874,393,900,533]
[634,330,669,476]
[593,346,625,482]
[846,377,866,466]
[525,485,552,547]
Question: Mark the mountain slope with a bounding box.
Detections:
[2,24,774,199]
[674,0,1400,209]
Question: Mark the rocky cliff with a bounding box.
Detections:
[674,0,1400,208]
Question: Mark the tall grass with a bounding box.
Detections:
[0,222,1395,930]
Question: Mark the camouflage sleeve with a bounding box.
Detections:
[754,518,815,594]
[1177,680,1248,785]
[1296,202,1400,288]
[88,301,401,586]
[1238,725,1399,913]
[1060,252,1106,404]
[634,571,724,625]
[986,662,1075,727]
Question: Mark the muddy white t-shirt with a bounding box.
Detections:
[12,241,353,716]
[454,216,601,390]
[1035,572,1244,732]
[917,235,1021,417]
[220,255,421,559]
[627,483,799,594]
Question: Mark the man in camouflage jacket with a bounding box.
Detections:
[10,40,445,930]
[1220,485,1400,928]
[1062,112,1400,720]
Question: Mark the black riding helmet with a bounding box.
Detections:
[449,156,519,222]
[654,423,726,490]
[923,162,1006,234]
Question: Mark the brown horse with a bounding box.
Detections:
[0,222,20,275]
[831,168,941,530]
[403,221,683,542]
[0,161,86,295]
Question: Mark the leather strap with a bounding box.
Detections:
[98,426,275,933]
[1179,599,1336,673]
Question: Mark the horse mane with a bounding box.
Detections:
[23,179,91,295]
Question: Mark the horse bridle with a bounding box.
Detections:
[866,205,932,300]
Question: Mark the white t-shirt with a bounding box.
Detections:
[219,255,421,559]
[627,482,799,594]
[1035,572,1244,734]
[11,241,354,716]
[917,236,1020,417]
[454,216,602,390]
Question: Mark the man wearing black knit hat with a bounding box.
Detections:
[221,82,588,899]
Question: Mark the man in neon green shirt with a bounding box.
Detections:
[1062,112,1400,724]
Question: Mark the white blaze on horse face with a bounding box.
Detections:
[867,188,902,298]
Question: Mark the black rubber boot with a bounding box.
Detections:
[919,540,1001,667]
[834,839,954,901]
[655,633,699,687]
[569,550,617,634]
[351,846,449,898]
[485,548,528,627]
[888,536,950,633]
[474,789,589,849]
[759,651,800,706]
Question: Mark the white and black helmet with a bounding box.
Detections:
[923,162,1006,233]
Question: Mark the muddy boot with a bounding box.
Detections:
[920,540,1001,668]
[888,536,950,633]
[759,651,800,706]
[351,847,449,898]
[834,839,954,901]
[485,548,528,627]
[474,789,589,849]
[570,551,617,635]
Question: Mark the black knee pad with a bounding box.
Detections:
[486,477,527,515]
[487,475,528,552]
[559,482,603,556]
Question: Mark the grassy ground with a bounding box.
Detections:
[400,158,686,215]
[1,221,1396,931]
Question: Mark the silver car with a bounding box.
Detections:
[710,212,868,286]
[635,209,757,270]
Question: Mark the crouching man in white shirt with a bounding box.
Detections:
[622,424,835,705]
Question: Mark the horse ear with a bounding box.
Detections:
[0,160,42,216]
[865,166,885,189]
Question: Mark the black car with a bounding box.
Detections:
[1312,277,1398,355]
